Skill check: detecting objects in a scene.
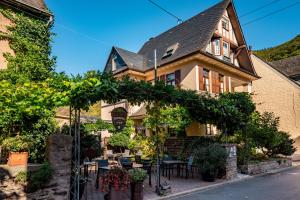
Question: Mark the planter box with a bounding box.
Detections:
[239,158,292,175]
[7,152,28,167]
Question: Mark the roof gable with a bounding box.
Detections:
[138,0,230,69]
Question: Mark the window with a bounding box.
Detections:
[206,41,212,54]
[112,56,117,71]
[219,74,224,93]
[206,124,213,135]
[162,43,179,59]
[223,42,229,57]
[166,73,175,86]
[203,68,210,92]
[222,18,229,37]
[214,39,220,55]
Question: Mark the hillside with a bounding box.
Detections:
[254,34,300,62]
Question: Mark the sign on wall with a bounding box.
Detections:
[111,107,128,131]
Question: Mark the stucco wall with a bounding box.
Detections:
[0,9,14,70]
[251,55,300,151]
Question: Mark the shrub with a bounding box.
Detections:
[15,171,28,184]
[1,135,32,152]
[193,143,227,176]
[108,133,130,148]
[27,162,53,192]
[129,168,147,183]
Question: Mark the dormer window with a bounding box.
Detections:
[214,39,221,55]
[223,41,229,57]
[162,43,179,59]
[112,56,117,71]
[222,17,229,37]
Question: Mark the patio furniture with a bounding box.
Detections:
[142,159,152,186]
[179,156,194,178]
[120,157,133,170]
[96,159,109,189]
[163,160,187,180]
[135,155,142,164]
[161,155,173,177]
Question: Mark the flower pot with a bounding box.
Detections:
[7,152,28,167]
[108,186,130,200]
[201,171,217,182]
[131,182,144,200]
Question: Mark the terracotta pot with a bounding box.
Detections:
[131,182,144,200]
[7,152,28,167]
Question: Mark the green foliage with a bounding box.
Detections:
[15,171,28,184]
[108,133,130,148]
[128,134,156,158]
[129,168,147,183]
[1,135,32,152]
[193,143,227,176]
[27,162,53,192]
[84,119,113,133]
[0,8,56,83]
[254,34,300,61]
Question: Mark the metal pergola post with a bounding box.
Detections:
[69,107,81,200]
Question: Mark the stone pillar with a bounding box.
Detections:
[46,134,73,199]
[222,144,237,180]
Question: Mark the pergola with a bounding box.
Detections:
[67,72,254,199]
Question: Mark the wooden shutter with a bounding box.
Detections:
[225,76,230,92]
[159,74,166,83]
[175,70,181,86]
[198,66,204,90]
[211,71,220,94]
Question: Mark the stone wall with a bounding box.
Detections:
[240,158,292,175]
[222,144,237,180]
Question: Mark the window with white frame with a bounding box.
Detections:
[206,124,213,135]
[214,39,220,55]
[166,73,175,86]
[203,68,210,92]
[223,41,229,57]
[206,41,212,54]
[222,18,229,37]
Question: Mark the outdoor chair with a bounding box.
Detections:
[95,159,109,189]
[179,156,194,178]
[120,157,133,170]
[142,159,152,186]
[135,155,142,164]
[161,155,173,177]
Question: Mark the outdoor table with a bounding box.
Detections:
[162,160,187,180]
[133,163,143,168]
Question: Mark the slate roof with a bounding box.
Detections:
[270,55,300,77]
[1,0,51,17]
[114,47,146,71]
[138,0,230,69]
[105,0,256,76]
[17,0,48,13]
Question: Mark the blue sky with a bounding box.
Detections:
[45,0,300,75]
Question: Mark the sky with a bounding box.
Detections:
[45,0,300,75]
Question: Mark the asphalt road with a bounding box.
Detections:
[172,166,300,200]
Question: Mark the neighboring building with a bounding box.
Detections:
[251,54,300,151]
[0,0,52,69]
[270,55,300,84]
[101,0,258,136]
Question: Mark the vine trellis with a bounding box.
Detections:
[67,72,255,199]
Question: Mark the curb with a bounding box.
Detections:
[148,164,300,200]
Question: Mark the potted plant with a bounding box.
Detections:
[193,143,227,182]
[129,168,147,200]
[99,166,131,200]
[2,136,32,167]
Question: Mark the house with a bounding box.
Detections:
[251,54,300,152]
[101,0,258,136]
[0,0,52,69]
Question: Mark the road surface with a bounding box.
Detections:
[172,166,300,200]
